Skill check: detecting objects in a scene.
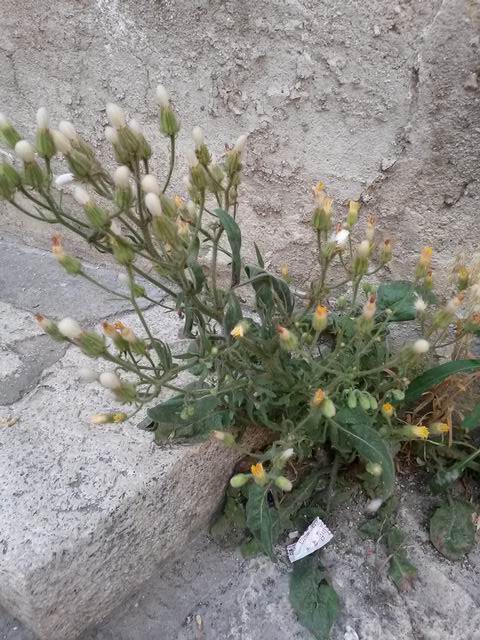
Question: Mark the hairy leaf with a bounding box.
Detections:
[377,280,436,321]
[430,500,476,561]
[289,556,339,640]
[246,484,276,559]
[462,403,480,430]
[215,208,242,286]
[405,360,480,404]
[386,527,418,591]
[335,407,395,497]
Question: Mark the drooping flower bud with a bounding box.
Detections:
[366,462,383,477]
[58,317,83,340]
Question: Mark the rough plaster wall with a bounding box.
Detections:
[0,0,479,284]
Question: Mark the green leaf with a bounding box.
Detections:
[335,408,395,497]
[223,291,243,338]
[405,360,480,404]
[215,208,242,286]
[289,557,339,640]
[240,537,264,559]
[244,265,295,319]
[245,484,275,559]
[462,403,480,430]
[376,280,436,321]
[186,255,205,293]
[281,470,322,520]
[430,500,476,561]
[147,384,229,439]
[253,241,265,268]
[386,527,418,591]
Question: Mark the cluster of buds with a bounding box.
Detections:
[346,389,378,412]
[105,103,152,166]
[229,461,293,492]
[312,182,333,232]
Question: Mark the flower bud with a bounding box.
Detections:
[59,120,78,141]
[430,421,449,435]
[412,339,430,354]
[105,126,119,145]
[78,331,106,357]
[111,236,135,265]
[155,84,170,107]
[357,240,370,258]
[230,473,249,488]
[78,367,98,383]
[90,413,113,425]
[335,228,350,248]
[320,398,336,418]
[212,430,236,446]
[415,246,433,278]
[275,476,293,492]
[192,126,204,148]
[112,412,128,423]
[381,402,394,418]
[347,200,360,226]
[405,424,429,439]
[36,107,49,129]
[277,326,298,351]
[380,239,392,264]
[366,215,375,242]
[15,140,35,163]
[312,388,325,407]
[362,295,376,321]
[391,389,405,401]
[99,371,121,390]
[279,448,295,463]
[113,165,131,189]
[366,462,383,477]
[0,162,21,200]
[106,103,126,129]
[159,104,180,137]
[58,317,83,340]
[233,134,248,154]
[414,297,427,314]
[51,130,72,155]
[35,313,63,341]
[141,174,161,195]
[312,197,333,232]
[312,305,328,332]
[0,113,21,148]
[347,390,357,409]
[457,266,470,291]
[145,192,162,217]
[230,320,249,338]
[186,148,198,168]
[359,393,372,411]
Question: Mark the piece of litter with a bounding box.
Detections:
[288,530,299,539]
[287,517,333,562]
[344,626,359,640]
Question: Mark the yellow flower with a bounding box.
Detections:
[313,180,325,197]
[419,246,433,266]
[280,264,289,278]
[250,462,268,485]
[382,402,394,418]
[347,200,360,225]
[312,388,325,407]
[112,412,128,423]
[230,321,248,338]
[312,305,328,332]
[408,425,430,439]
[429,422,449,435]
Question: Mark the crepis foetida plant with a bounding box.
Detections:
[2,85,480,639]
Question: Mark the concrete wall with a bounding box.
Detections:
[1,0,479,283]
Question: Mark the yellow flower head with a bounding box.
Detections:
[112,412,128,423]
[419,246,433,266]
[315,305,328,318]
[231,321,248,338]
[312,388,326,407]
[250,463,267,485]
[174,195,184,209]
[313,181,325,197]
[280,264,289,278]
[409,425,429,439]
[429,421,450,435]
[382,402,394,418]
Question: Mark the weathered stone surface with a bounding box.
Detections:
[1,0,479,285]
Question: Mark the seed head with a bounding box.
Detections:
[15,140,35,163]
[113,165,131,189]
[106,103,126,129]
[58,120,78,141]
[51,129,72,155]
[412,339,430,354]
[141,174,160,195]
[73,186,91,207]
[36,107,49,129]
[58,317,83,340]
[145,192,162,217]
[99,371,121,390]
[192,126,204,148]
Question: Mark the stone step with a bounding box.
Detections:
[0,236,261,640]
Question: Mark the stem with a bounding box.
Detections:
[79,271,130,300]
[162,135,175,193]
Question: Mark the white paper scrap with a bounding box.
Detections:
[287,517,333,562]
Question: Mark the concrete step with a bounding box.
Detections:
[0,236,261,640]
